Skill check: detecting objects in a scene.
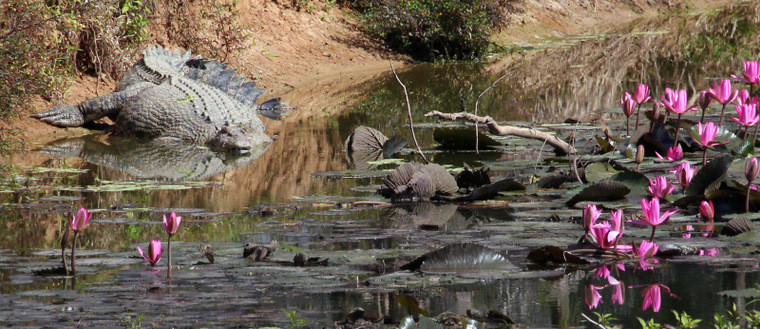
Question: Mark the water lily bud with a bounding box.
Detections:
[699,200,714,222]
[746,157,759,183]
[635,145,645,164]
[651,101,661,120]
[699,90,712,111]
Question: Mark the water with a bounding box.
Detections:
[2,2,760,327]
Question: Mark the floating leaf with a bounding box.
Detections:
[535,174,573,188]
[685,155,733,196]
[584,162,620,183]
[400,243,516,274]
[566,181,630,206]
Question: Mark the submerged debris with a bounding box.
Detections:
[243,240,277,261]
[344,126,408,169]
[379,163,459,202]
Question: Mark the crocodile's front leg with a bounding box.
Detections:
[32,82,154,127]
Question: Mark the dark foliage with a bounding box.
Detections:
[355,0,517,61]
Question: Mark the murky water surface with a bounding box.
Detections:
[2,2,760,328]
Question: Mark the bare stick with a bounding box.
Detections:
[390,60,428,163]
[474,74,508,155]
[581,313,607,329]
[425,110,577,155]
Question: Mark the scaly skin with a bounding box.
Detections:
[33,46,281,152]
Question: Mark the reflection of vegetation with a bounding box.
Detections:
[681,3,760,65]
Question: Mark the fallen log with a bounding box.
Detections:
[424,110,577,155]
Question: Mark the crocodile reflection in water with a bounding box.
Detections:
[38,135,269,180]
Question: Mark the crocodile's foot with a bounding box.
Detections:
[31,105,85,127]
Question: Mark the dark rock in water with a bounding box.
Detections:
[201,245,215,264]
[293,253,308,266]
[344,126,407,169]
[379,163,459,202]
[466,309,515,325]
[455,164,491,189]
[293,252,329,267]
[400,243,516,274]
[243,240,277,261]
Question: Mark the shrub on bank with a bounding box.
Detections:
[355,0,517,61]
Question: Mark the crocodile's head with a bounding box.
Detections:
[207,125,254,153]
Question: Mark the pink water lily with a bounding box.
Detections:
[699,247,720,256]
[661,88,694,114]
[646,176,676,200]
[673,161,696,189]
[709,79,740,127]
[585,284,604,309]
[736,89,751,106]
[681,224,695,239]
[612,282,625,305]
[699,200,715,221]
[163,212,182,236]
[137,240,163,266]
[634,84,651,105]
[632,239,659,260]
[641,284,675,312]
[610,209,624,241]
[695,121,729,165]
[590,222,616,249]
[163,212,182,278]
[731,104,759,135]
[732,61,760,85]
[636,198,678,242]
[583,204,602,233]
[621,92,636,134]
[709,79,739,105]
[655,144,682,162]
[661,88,696,140]
[68,207,92,276]
[71,208,91,232]
[638,198,678,227]
[593,265,620,285]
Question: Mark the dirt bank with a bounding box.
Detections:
[21,0,727,147]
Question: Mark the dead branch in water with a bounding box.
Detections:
[390,60,428,164]
[473,73,508,155]
[424,110,577,155]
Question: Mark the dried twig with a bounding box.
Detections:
[473,74,508,155]
[424,110,577,155]
[390,60,428,163]
[581,313,607,329]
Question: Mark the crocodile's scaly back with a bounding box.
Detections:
[34,45,288,152]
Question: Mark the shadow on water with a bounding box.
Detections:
[1,1,760,328]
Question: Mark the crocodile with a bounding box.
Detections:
[38,135,269,180]
[33,45,288,152]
